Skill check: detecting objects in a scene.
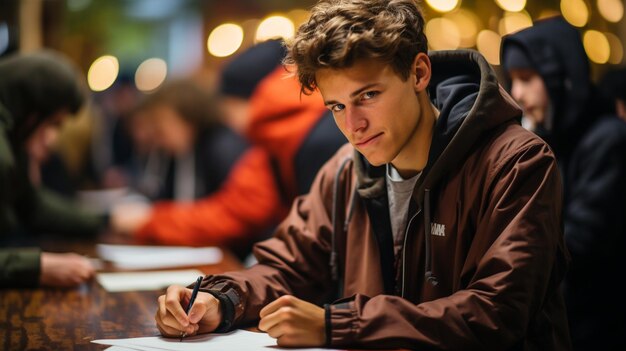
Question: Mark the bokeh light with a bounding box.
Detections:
[425,17,461,50]
[288,9,311,28]
[561,0,589,27]
[583,30,610,64]
[597,0,624,23]
[135,58,167,92]
[605,32,624,64]
[495,0,526,12]
[444,9,481,48]
[498,11,533,36]
[207,23,244,57]
[87,55,119,92]
[425,0,460,13]
[255,15,295,42]
[476,30,502,65]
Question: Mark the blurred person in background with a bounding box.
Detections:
[501,16,626,350]
[111,40,346,260]
[110,79,283,258]
[0,50,107,288]
[220,39,347,201]
[599,66,626,121]
[90,76,142,190]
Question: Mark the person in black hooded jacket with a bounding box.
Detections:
[501,16,626,350]
[0,50,107,288]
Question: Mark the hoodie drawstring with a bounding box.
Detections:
[330,157,354,283]
[424,189,439,286]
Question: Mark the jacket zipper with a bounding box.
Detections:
[401,208,420,298]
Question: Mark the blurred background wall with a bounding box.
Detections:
[1,0,624,95]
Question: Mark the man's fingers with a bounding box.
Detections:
[155,309,184,337]
[164,286,191,327]
[259,306,294,332]
[259,295,296,318]
[265,321,289,340]
[187,294,211,324]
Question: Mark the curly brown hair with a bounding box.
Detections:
[284,0,428,94]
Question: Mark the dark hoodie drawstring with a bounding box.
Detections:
[330,157,355,282]
[424,189,439,286]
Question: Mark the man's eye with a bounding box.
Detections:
[363,91,378,100]
[332,104,345,112]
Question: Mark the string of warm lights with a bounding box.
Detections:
[85,0,624,93]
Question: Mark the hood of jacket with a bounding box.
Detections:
[501,16,593,155]
[355,50,522,205]
[246,65,329,198]
[0,50,85,146]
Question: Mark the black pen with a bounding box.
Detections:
[180,276,204,342]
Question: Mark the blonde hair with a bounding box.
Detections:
[284,0,428,94]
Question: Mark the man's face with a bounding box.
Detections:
[616,99,626,121]
[219,96,250,135]
[150,104,194,155]
[509,68,550,128]
[316,58,423,167]
[26,111,67,164]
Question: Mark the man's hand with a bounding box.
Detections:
[110,202,152,235]
[155,285,222,338]
[258,295,325,347]
[39,252,95,287]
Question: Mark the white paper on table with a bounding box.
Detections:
[96,244,222,270]
[93,329,338,351]
[96,269,204,292]
[104,346,155,351]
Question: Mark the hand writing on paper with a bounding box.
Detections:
[155,285,222,338]
[258,295,325,347]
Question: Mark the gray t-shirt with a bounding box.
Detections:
[386,164,420,255]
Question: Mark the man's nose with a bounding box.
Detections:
[345,107,367,134]
[511,81,524,102]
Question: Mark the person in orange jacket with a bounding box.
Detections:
[113,40,346,259]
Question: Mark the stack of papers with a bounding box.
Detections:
[96,269,204,292]
[97,244,222,270]
[92,329,337,351]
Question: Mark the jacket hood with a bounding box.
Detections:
[501,17,592,153]
[0,50,86,145]
[356,50,522,203]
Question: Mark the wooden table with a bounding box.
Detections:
[0,240,243,350]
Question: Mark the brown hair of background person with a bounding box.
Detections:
[0,50,105,288]
[154,1,570,349]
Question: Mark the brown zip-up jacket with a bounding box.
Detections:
[199,50,571,350]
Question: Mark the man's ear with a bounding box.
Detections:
[412,52,431,93]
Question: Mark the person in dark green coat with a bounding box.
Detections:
[0,50,107,288]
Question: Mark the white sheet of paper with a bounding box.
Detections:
[96,269,203,292]
[93,330,337,351]
[97,244,222,270]
[104,346,155,351]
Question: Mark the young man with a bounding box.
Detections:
[0,51,105,287]
[501,17,626,351]
[156,1,570,349]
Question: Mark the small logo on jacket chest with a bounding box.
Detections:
[431,222,446,237]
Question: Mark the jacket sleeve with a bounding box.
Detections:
[196,154,343,330]
[327,143,567,349]
[0,248,41,288]
[563,119,626,265]
[25,187,107,237]
[134,148,285,247]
